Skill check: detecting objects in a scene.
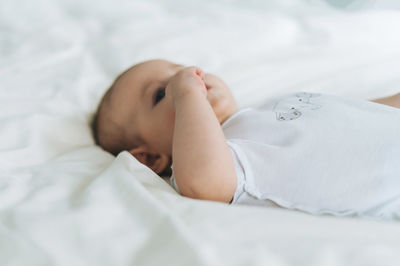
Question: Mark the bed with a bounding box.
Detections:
[1,0,400,265]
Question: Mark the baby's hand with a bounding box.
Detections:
[166,66,207,104]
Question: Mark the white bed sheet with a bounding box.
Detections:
[1,0,400,265]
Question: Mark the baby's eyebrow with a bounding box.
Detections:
[141,80,161,103]
[139,78,154,100]
[140,83,147,99]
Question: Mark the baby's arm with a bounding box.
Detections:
[167,67,237,203]
[370,93,400,109]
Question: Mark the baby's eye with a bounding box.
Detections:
[154,88,165,105]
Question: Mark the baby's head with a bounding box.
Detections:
[92,59,237,175]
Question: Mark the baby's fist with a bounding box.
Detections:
[166,66,208,102]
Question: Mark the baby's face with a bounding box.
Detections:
[109,59,237,173]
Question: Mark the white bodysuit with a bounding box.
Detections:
[170,92,400,219]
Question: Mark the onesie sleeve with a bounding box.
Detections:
[226,140,247,204]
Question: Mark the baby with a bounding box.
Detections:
[92,59,400,218]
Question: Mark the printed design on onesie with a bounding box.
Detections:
[273,92,321,121]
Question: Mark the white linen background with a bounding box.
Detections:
[1,0,400,265]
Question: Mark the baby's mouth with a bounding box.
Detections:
[204,74,212,91]
[204,81,212,91]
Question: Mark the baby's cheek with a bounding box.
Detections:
[208,92,234,122]
[207,89,224,109]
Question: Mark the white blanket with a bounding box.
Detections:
[1,0,400,265]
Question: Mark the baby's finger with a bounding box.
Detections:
[185,66,205,81]
[195,68,205,81]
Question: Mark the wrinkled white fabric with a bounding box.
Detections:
[2,0,400,265]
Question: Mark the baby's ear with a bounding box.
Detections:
[129,148,169,174]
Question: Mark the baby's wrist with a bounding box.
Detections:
[172,88,207,108]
